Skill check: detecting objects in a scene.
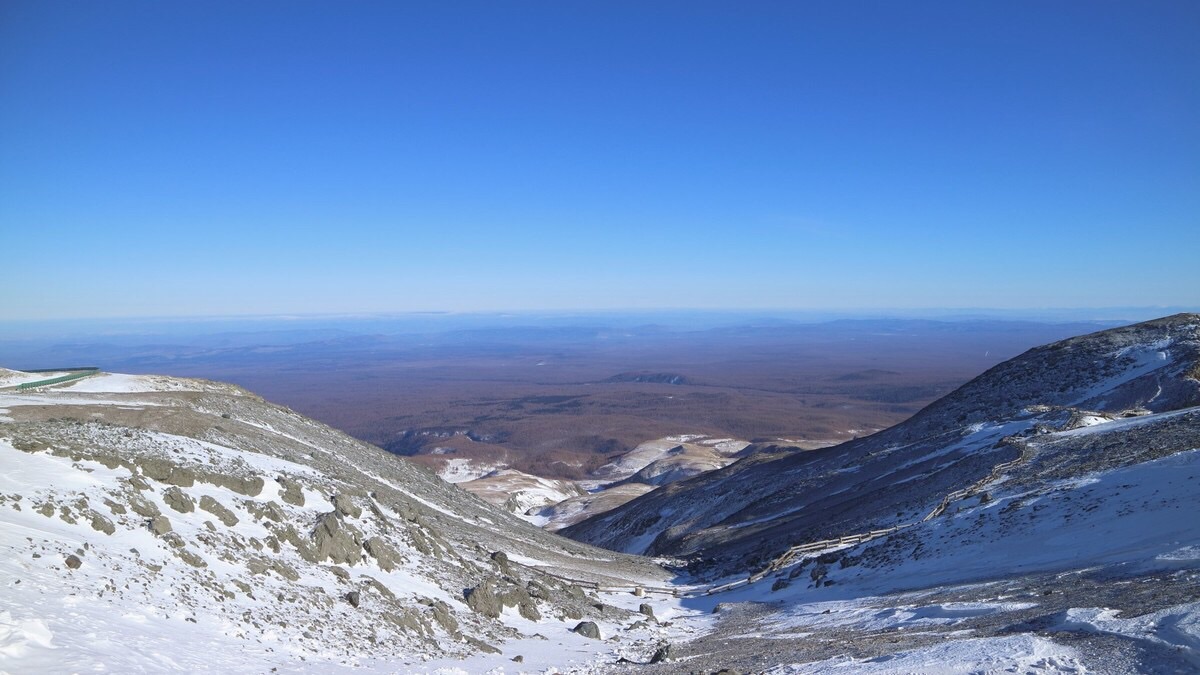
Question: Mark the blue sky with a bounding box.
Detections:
[2,1,1198,319]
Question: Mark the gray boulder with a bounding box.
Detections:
[464,579,541,621]
[162,487,194,513]
[128,495,160,518]
[90,513,116,535]
[573,621,601,639]
[139,458,196,487]
[207,472,264,497]
[311,513,363,565]
[150,515,172,536]
[649,643,676,663]
[465,580,502,618]
[490,550,514,575]
[199,495,239,527]
[363,536,401,572]
[332,494,362,518]
[278,478,305,506]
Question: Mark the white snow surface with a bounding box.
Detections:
[766,635,1088,674]
[1069,340,1173,407]
[437,458,504,484]
[535,483,658,532]
[59,372,207,393]
[0,372,682,673]
[0,369,72,388]
[1054,601,1200,659]
[458,469,586,522]
[759,445,1200,597]
[592,435,750,485]
[0,438,443,672]
[0,436,678,674]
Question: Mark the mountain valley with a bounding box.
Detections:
[1,315,1198,673]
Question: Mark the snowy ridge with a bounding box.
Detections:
[436,458,504,484]
[591,436,748,485]
[458,469,587,524]
[559,315,1200,672]
[565,314,1200,570]
[0,373,681,672]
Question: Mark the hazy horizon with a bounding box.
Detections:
[2,304,1197,335]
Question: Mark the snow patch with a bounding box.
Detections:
[767,635,1087,674]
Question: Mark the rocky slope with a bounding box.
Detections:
[565,314,1200,576]
[0,372,680,672]
[623,390,1200,673]
[588,315,1200,673]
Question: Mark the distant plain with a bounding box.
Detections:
[0,316,1120,479]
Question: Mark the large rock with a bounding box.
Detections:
[363,536,401,572]
[490,550,514,576]
[139,458,196,487]
[463,636,501,655]
[464,580,503,618]
[362,576,396,601]
[311,513,363,565]
[429,600,458,634]
[463,578,541,620]
[150,515,172,536]
[511,590,541,621]
[649,643,676,663]
[128,495,161,518]
[199,495,239,527]
[90,513,116,535]
[162,487,194,513]
[245,500,286,523]
[331,493,362,518]
[176,548,207,568]
[206,472,264,497]
[278,478,305,506]
[573,621,601,640]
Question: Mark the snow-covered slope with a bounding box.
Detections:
[0,368,74,388]
[436,457,506,484]
[535,483,659,532]
[590,436,747,486]
[565,314,1200,576]
[582,315,1200,673]
[458,469,587,523]
[621,444,736,487]
[0,372,678,672]
[6,316,1198,673]
[639,404,1200,673]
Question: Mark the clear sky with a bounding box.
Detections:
[2,1,1198,320]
